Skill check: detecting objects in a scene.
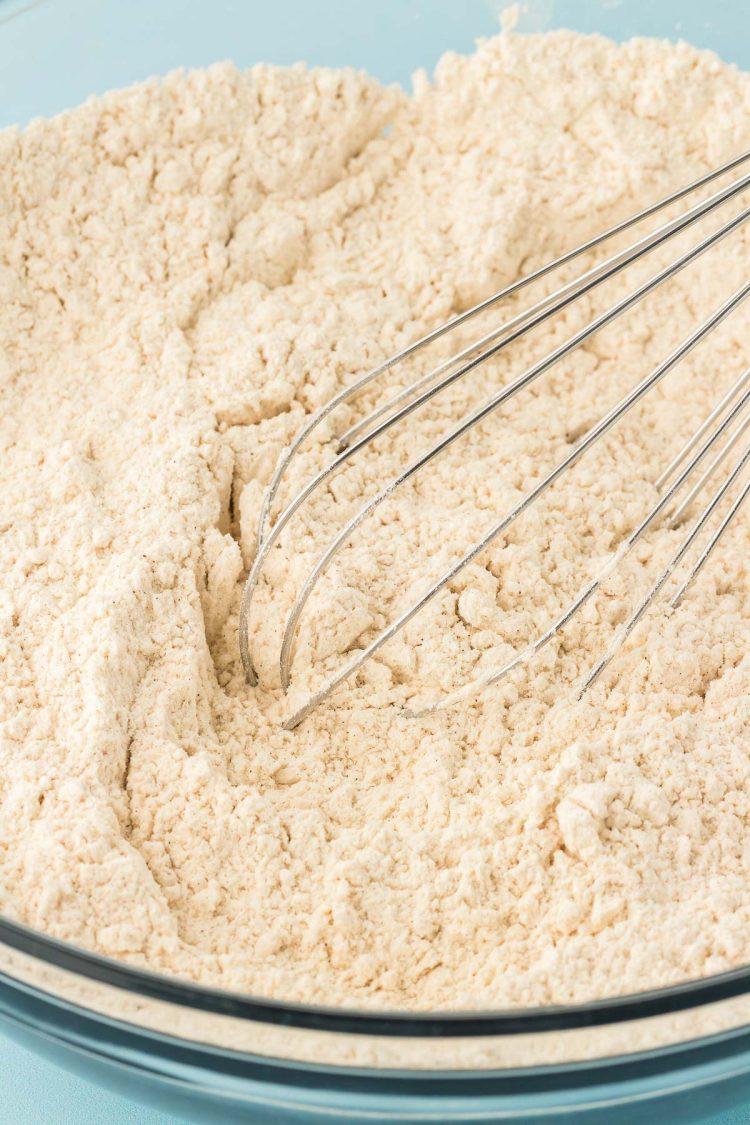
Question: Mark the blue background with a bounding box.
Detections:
[1,0,750,130]
[1,1034,180,1123]
[1,1030,750,1124]
[2,0,750,1120]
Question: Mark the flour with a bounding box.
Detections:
[2,31,750,1010]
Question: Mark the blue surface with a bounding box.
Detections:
[0,0,749,129]
[2,0,750,1121]
[1,1031,182,1124]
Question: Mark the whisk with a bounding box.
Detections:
[239,149,750,729]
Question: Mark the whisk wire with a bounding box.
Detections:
[244,165,750,679]
[667,407,750,527]
[254,151,750,552]
[670,467,750,609]
[582,437,750,692]
[275,210,750,698]
[408,366,750,717]
[281,276,750,729]
[655,364,750,490]
[236,150,750,726]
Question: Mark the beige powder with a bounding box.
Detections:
[2,30,750,1011]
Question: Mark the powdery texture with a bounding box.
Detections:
[2,32,750,1010]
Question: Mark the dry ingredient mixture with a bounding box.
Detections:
[2,29,750,1010]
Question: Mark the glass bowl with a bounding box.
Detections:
[2,1,750,1121]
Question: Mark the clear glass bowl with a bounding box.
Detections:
[2,1,750,1121]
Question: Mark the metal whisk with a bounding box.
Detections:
[239,149,750,729]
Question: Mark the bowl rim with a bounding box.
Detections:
[2,913,750,1039]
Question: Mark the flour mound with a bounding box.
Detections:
[2,33,750,1010]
